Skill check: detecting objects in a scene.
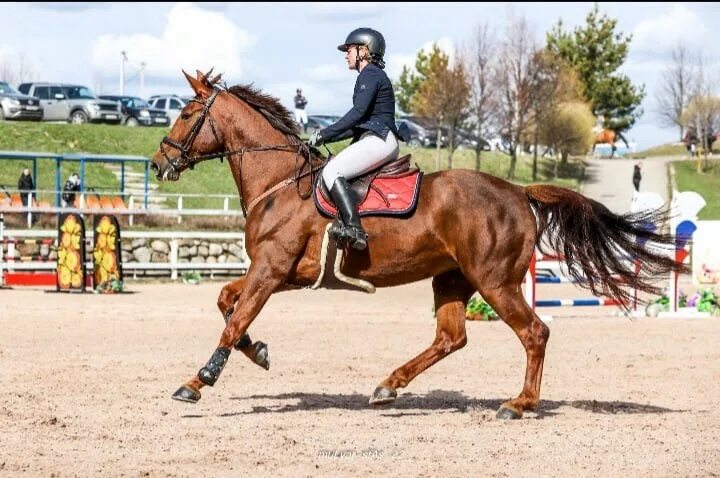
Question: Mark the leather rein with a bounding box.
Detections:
[159,88,327,217]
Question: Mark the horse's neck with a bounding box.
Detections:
[220,95,309,214]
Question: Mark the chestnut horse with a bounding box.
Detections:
[151,70,683,419]
[592,127,629,158]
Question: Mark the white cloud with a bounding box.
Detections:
[305,63,349,82]
[386,54,415,80]
[388,37,458,79]
[632,4,707,52]
[91,3,256,82]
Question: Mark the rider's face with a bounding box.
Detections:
[344,46,357,70]
[344,45,368,70]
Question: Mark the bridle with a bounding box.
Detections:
[158,87,327,217]
[160,89,226,173]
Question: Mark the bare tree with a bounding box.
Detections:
[463,22,498,171]
[494,12,537,180]
[0,53,36,86]
[655,44,696,141]
[682,55,720,173]
[525,50,586,179]
[539,101,595,178]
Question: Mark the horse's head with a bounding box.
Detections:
[151,69,226,181]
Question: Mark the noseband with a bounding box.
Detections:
[160,89,224,173]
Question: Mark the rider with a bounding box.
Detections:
[308,27,400,251]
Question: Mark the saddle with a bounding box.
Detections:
[314,154,423,218]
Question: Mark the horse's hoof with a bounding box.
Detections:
[496,406,522,420]
[253,342,270,370]
[369,386,396,406]
[172,385,201,403]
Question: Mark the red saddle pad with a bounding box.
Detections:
[314,171,423,218]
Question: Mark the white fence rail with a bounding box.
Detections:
[1,187,244,227]
[0,228,250,283]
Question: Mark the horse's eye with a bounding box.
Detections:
[181,112,191,120]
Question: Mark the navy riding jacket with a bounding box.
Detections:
[320,63,400,144]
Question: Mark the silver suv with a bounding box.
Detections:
[0,81,43,120]
[147,95,187,125]
[17,82,122,124]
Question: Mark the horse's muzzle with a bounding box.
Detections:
[152,162,180,182]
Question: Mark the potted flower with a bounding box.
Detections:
[466,296,499,321]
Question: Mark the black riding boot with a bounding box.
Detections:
[328,177,368,251]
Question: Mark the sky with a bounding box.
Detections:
[1,2,719,150]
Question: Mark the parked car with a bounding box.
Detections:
[310,114,340,124]
[147,95,187,125]
[0,81,43,121]
[396,118,438,148]
[456,129,491,151]
[17,82,121,124]
[306,115,334,133]
[398,116,448,147]
[99,95,170,127]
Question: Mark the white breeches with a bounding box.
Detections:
[322,131,399,188]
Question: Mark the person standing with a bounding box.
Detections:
[294,88,308,133]
[633,162,642,192]
[61,172,81,207]
[17,168,35,207]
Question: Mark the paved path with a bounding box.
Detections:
[580,157,673,213]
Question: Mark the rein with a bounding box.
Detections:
[159,87,328,217]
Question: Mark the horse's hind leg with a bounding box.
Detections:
[217,278,269,370]
[481,285,550,419]
[369,269,474,405]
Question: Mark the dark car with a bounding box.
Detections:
[311,114,340,124]
[398,116,448,147]
[396,118,439,148]
[306,115,334,133]
[0,81,43,121]
[99,95,170,127]
[456,129,491,151]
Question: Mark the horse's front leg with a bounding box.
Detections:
[217,277,269,370]
[172,252,292,403]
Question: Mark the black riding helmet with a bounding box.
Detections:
[338,28,386,68]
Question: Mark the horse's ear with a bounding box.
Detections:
[184,69,210,97]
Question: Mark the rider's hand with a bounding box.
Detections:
[309,130,324,147]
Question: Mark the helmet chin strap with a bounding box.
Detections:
[354,45,361,71]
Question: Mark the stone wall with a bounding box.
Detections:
[2,237,247,266]
[121,238,247,264]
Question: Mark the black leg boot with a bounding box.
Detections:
[329,177,368,251]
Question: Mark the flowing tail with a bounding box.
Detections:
[525,185,688,308]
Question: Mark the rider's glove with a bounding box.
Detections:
[309,130,324,147]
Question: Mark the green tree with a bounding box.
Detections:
[411,45,470,170]
[539,101,595,178]
[546,3,645,132]
[393,45,443,115]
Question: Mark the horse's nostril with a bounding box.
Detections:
[150,163,159,173]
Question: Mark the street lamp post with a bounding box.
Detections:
[120,51,128,95]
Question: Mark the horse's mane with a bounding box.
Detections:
[227,84,301,140]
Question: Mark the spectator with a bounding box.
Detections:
[684,128,698,158]
[61,173,81,207]
[294,88,308,133]
[632,162,642,192]
[17,168,35,207]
